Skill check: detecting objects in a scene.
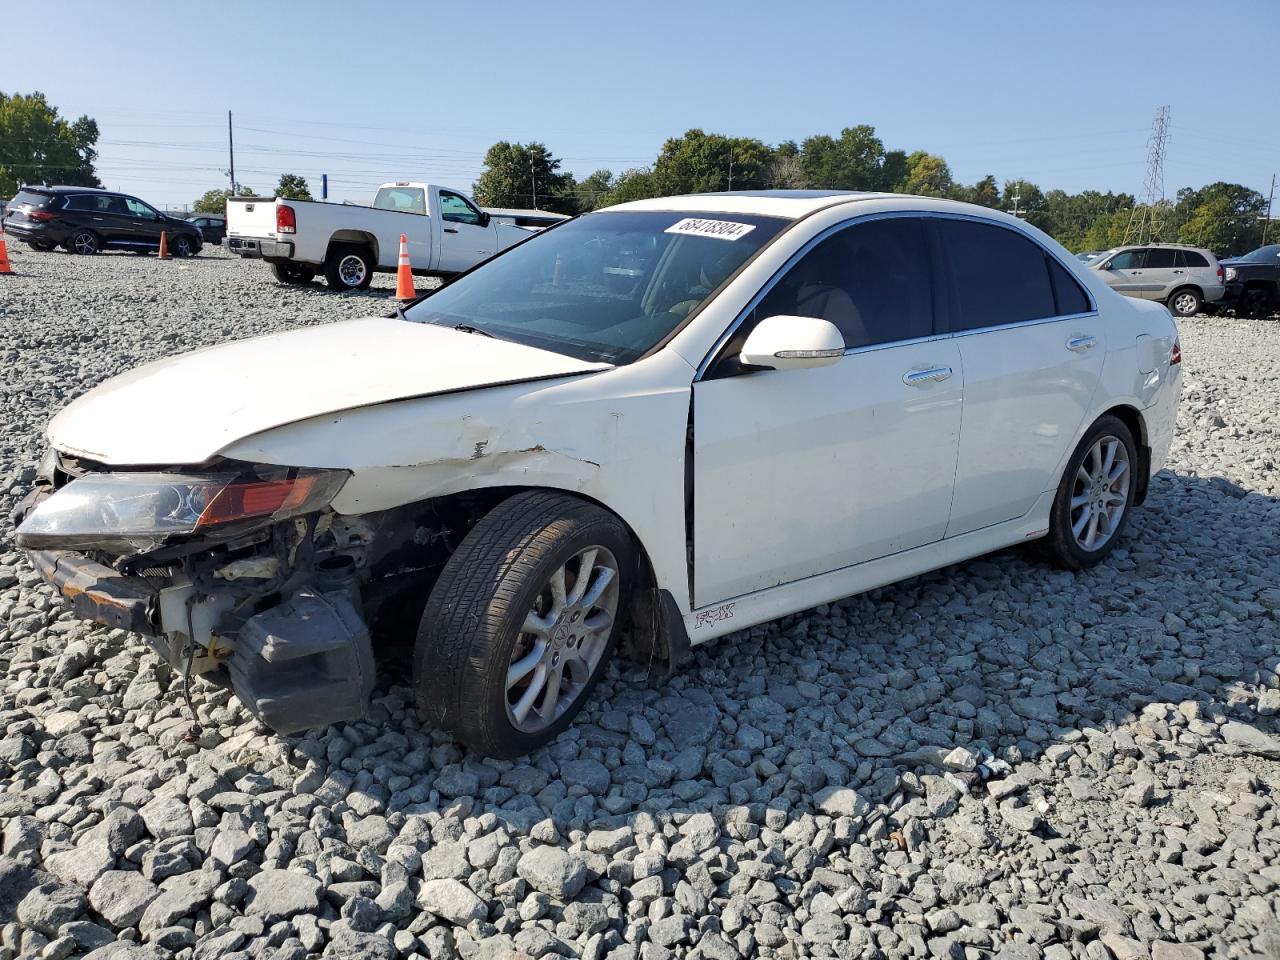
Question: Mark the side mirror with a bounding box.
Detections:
[479,212,491,228]
[739,315,844,371]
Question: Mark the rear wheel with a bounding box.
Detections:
[1042,415,1138,570]
[271,262,317,285]
[68,230,100,255]
[27,241,54,252]
[324,244,374,291]
[1166,287,1201,318]
[414,491,632,758]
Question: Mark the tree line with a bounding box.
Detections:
[471,128,1274,257]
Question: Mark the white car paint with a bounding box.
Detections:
[42,191,1181,655]
[225,182,534,278]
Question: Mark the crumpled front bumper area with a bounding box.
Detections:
[16,485,376,735]
[26,548,159,635]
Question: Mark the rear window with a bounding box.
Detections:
[12,189,55,209]
[1145,248,1176,268]
[1047,258,1092,315]
[66,194,120,212]
[937,219,1056,330]
[373,187,426,214]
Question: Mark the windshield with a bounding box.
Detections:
[402,210,787,364]
[373,186,426,214]
[1238,244,1280,263]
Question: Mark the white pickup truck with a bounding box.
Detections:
[225,182,542,290]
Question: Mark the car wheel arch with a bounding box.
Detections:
[1097,404,1151,504]
[355,483,683,664]
[327,231,379,263]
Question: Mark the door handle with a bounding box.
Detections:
[1172,269,1184,274]
[443,227,459,234]
[1067,335,1097,352]
[1131,271,1143,275]
[903,366,953,386]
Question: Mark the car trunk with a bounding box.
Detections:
[226,197,279,239]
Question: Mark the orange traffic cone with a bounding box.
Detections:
[157,231,170,260]
[395,234,416,301]
[0,237,11,275]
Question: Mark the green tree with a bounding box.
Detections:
[1173,182,1266,256]
[603,168,660,205]
[799,125,886,190]
[192,186,255,215]
[648,129,774,195]
[949,175,1000,208]
[898,151,953,196]
[0,91,100,196]
[275,173,312,200]
[473,141,576,214]
[573,169,613,212]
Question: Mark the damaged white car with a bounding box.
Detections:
[15,191,1182,757]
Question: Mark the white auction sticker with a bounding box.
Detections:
[664,218,756,241]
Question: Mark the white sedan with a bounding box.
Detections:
[16,190,1182,757]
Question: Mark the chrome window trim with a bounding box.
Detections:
[693,209,1098,381]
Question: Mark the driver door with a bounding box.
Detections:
[1100,248,1147,296]
[691,216,962,607]
[122,196,163,249]
[435,189,497,273]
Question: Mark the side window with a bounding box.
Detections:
[754,217,935,349]
[439,191,482,226]
[1145,248,1176,268]
[1108,249,1144,270]
[65,195,95,211]
[1046,257,1092,315]
[123,197,158,220]
[937,219,1056,330]
[1181,250,1208,267]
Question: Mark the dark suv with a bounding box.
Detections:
[186,214,226,245]
[1219,244,1280,318]
[2,186,203,257]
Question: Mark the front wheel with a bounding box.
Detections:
[1042,415,1139,570]
[27,241,54,252]
[170,234,195,258]
[1239,287,1274,320]
[414,492,632,758]
[1167,287,1201,318]
[323,244,374,291]
[271,262,317,286]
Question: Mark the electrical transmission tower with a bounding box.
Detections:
[1123,106,1171,246]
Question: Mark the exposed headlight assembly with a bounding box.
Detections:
[1225,267,1237,281]
[16,465,348,554]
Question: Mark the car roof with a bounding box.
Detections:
[602,189,892,219]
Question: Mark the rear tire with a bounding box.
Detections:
[414,492,633,758]
[324,244,374,291]
[1166,287,1201,318]
[271,262,317,285]
[1042,414,1139,570]
[68,230,100,255]
[27,241,54,252]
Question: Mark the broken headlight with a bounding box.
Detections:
[15,466,348,554]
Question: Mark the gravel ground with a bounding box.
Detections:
[1,246,1278,960]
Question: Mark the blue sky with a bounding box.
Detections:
[5,0,1276,209]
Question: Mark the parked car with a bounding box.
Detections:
[2,186,203,257]
[1218,243,1280,318]
[187,214,226,245]
[14,191,1181,757]
[225,182,538,290]
[1087,243,1224,317]
[1076,250,1103,263]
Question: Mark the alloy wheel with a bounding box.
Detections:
[1069,435,1130,551]
[338,254,367,288]
[72,232,98,255]
[1172,292,1197,316]
[505,545,620,733]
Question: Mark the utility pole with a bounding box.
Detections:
[727,147,735,191]
[1009,193,1022,218]
[530,155,538,209]
[227,110,236,197]
[1264,173,1276,245]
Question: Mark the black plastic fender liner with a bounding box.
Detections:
[230,588,376,734]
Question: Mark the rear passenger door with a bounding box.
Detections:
[935,218,1105,538]
[1141,247,1178,298]
[691,216,963,606]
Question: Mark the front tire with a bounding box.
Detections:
[27,241,54,252]
[1042,414,1139,570]
[324,244,374,291]
[414,492,633,758]
[171,234,195,258]
[1167,287,1201,318]
[68,230,100,255]
[1239,287,1274,319]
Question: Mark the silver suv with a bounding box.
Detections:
[1088,243,1225,317]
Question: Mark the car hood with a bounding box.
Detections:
[48,317,610,465]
